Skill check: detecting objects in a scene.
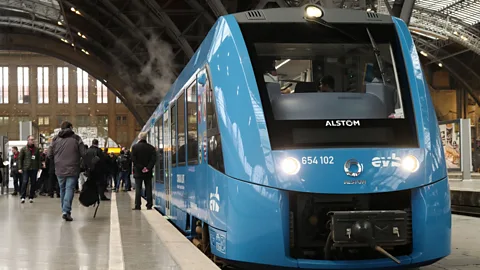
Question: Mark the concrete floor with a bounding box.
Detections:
[423,215,480,270]
[0,190,479,270]
[0,192,179,270]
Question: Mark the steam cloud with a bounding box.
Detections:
[136,35,176,103]
[113,34,176,105]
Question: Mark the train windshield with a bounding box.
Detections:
[240,22,418,149]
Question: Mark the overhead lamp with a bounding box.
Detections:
[81,49,90,55]
[305,5,323,19]
[60,38,68,43]
[57,21,63,26]
[275,59,291,69]
[77,32,82,36]
[438,63,443,67]
[420,51,428,57]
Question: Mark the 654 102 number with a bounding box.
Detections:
[301,156,334,165]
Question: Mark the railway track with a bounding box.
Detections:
[451,205,480,217]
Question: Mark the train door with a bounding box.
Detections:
[155,116,164,208]
[164,110,172,216]
[196,69,209,217]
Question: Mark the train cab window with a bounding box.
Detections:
[171,103,177,167]
[177,92,186,165]
[187,81,198,164]
[240,23,417,149]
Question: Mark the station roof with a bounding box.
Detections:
[0,0,478,123]
[415,0,480,25]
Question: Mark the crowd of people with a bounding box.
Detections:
[9,121,156,222]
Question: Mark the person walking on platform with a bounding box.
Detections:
[85,139,109,201]
[48,121,86,221]
[116,150,131,192]
[131,132,156,210]
[10,147,21,196]
[18,135,41,203]
[46,155,59,198]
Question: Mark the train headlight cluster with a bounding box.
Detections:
[282,157,301,175]
[402,155,419,172]
[305,5,323,19]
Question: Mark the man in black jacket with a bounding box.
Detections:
[85,139,109,201]
[131,132,156,210]
[10,147,21,196]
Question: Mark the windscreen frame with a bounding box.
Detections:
[239,22,419,150]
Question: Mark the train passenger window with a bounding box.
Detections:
[240,23,418,149]
[177,92,186,165]
[187,81,198,164]
[206,76,218,131]
[171,102,177,167]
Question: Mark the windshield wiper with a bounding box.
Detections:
[366,28,386,84]
[305,18,386,84]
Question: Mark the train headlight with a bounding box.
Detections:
[281,157,301,175]
[305,5,323,19]
[402,155,419,172]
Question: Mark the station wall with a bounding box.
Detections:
[0,51,141,146]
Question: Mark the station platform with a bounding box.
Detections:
[449,180,480,213]
[0,191,218,270]
[1,187,479,270]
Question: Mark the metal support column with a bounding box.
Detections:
[391,0,403,17]
[391,0,415,25]
[399,0,415,25]
[460,119,472,180]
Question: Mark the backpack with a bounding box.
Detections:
[85,148,100,171]
[79,177,100,218]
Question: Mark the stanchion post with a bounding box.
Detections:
[460,119,472,180]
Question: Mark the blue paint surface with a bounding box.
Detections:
[135,9,450,269]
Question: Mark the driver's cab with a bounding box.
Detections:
[257,42,404,120]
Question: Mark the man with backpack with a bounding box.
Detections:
[116,150,131,192]
[84,139,109,201]
[48,121,86,221]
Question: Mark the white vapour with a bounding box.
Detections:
[135,35,176,103]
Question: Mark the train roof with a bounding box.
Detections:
[232,6,393,25]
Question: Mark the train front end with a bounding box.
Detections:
[207,5,450,269]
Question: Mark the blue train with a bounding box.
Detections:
[134,5,451,269]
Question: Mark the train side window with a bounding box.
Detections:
[171,102,177,167]
[157,116,164,184]
[205,68,225,173]
[177,92,186,165]
[187,81,198,165]
[206,78,218,131]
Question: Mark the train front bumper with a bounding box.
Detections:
[214,176,451,269]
